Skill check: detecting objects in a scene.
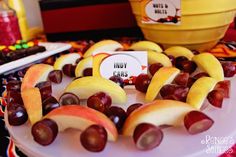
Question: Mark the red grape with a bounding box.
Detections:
[106,106,127,132]
[62,64,76,77]
[135,74,151,93]
[83,68,93,76]
[109,75,124,88]
[7,80,21,92]
[187,77,196,88]
[76,57,84,64]
[221,62,236,77]
[126,103,143,116]
[133,123,163,150]
[174,72,189,86]
[35,81,52,100]
[59,92,80,106]
[193,72,209,80]
[167,55,175,65]
[175,56,188,69]
[80,125,107,152]
[149,63,163,76]
[87,92,112,113]
[59,93,80,105]
[160,84,189,102]
[181,60,197,74]
[207,90,224,108]
[7,91,23,105]
[48,70,63,84]
[8,103,28,126]
[215,80,231,98]
[42,96,60,115]
[184,111,214,135]
[31,118,58,146]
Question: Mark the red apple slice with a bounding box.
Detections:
[21,64,53,91]
[45,105,118,141]
[122,100,194,136]
[21,88,42,124]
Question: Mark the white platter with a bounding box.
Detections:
[4,76,236,157]
[0,42,71,74]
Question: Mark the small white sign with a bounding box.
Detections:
[141,0,181,24]
[94,51,147,84]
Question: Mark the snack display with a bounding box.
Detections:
[4,39,236,156]
[0,40,46,65]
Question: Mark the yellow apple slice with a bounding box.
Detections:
[83,40,123,58]
[75,56,93,77]
[164,46,194,60]
[45,105,118,141]
[65,76,127,104]
[186,77,217,109]
[21,88,42,124]
[148,50,172,66]
[21,64,53,91]
[54,53,81,70]
[145,67,180,102]
[93,53,109,77]
[129,41,163,53]
[192,53,224,82]
[122,100,194,136]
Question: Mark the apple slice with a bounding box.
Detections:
[65,76,127,104]
[92,53,109,77]
[192,53,224,82]
[21,64,53,91]
[54,53,81,70]
[164,46,194,60]
[45,105,118,141]
[129,41,163,53]
[83,40,123,58]
[21,88,42,124]
[122,100,194,136]
[75,56,93,77]
[148,50,172,66]
[186,77,217,109]
[145,67,180,102]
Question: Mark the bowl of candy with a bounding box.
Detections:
[129,0,236,51]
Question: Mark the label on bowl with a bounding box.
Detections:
[141,0,181,25]
[93,51,147,85]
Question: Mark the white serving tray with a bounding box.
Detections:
[0,42,71,74]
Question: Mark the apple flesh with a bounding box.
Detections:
[83,40,123,58]
[145,67,180,102]
[75,56,93,77]
[21,64,53,91]
[45,105,118,141]
[192,53,224,82]
[186,77,217,109]
[164,46,194,60]
[21,88,42,124]
[92,53,109,77]
[54,53,81,70]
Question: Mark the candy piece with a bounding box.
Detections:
[22,44,29,49]
[15,44,22,49]
[16,40,21,44]
[0,46,6,50]
[8,46,16,51]
[27,41,34,47]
